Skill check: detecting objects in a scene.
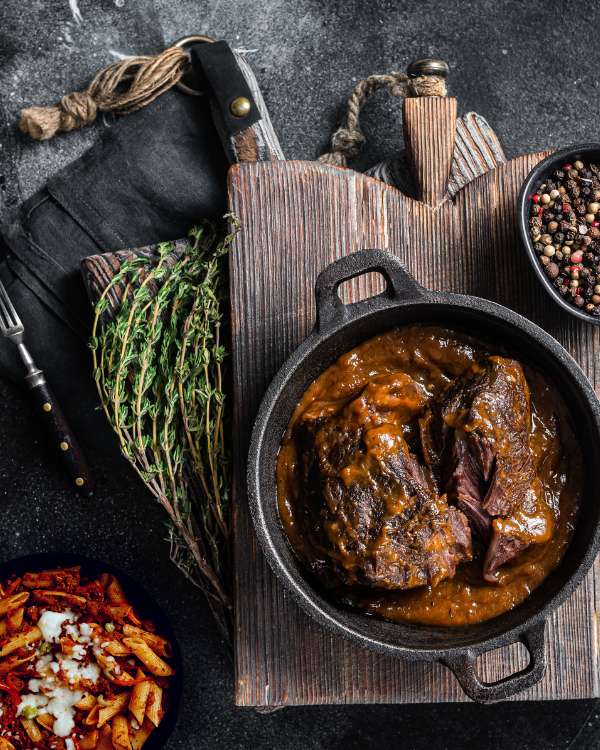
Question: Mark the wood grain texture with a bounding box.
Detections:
[366,110,506,200]
[403,97,457,208]
[228,155,600,706]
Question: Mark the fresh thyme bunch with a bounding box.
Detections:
[89,220,236,646]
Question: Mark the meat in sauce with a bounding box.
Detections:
[277,325,582,627]
[296,373,472,590]
[420,356,552,580]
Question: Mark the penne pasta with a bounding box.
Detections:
[36,713,55,731]
[129,669,151,724]
[41,567,81,575]
[96,725,114,750]
[22,573,55,589]
[131,716,154,750]
[0,565,174,750]
[76,694,97,710]
[80,730,100,749]
[95,573,111,590]
[37,591,86,605]
[122,637,175,677]
[122,625,172,659]
[0,591,29,616]
[6,607,24,631]
[98,692,130,727]
[21,717,43,743]
[84,704,101,726]
[0,653,36,673]
[111,714,131,750]
[104,641,132,657]
[145,682,163,727]
[106,577,129,605]
[1,625,42,657]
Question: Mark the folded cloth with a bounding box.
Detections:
[0,89,229,448]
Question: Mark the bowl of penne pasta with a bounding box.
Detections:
[0,553,182,750]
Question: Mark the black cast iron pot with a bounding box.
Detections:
[247,248,600,704]
[518,143,600,325]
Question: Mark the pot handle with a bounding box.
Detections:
[440,620,547,704]
[315,249,427,333]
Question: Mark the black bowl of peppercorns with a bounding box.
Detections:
[518,144,600,324]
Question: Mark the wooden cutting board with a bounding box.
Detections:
[228,94,600,706]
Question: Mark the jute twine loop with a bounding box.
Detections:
[318,72,446,168]
[19,46,189,141]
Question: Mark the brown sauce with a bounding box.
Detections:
[277,325,582,627]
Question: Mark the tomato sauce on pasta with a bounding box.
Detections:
[0,567,175,750]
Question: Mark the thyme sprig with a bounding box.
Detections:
[89,219,236,645]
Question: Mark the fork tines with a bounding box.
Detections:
[0,278,24,336]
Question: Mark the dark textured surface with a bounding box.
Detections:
[2,0,600,747]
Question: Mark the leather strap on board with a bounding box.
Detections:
[191,41,261,137]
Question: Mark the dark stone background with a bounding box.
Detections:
[1,0,600,748]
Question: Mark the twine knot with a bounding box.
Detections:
[19,46,189,141]
[59,91,98,130]
[318,71,447,168]
[325,128,366,167]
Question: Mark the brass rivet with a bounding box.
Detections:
[60,442,69,451]
[75,478,84,486]
[230,96,251,117]
[43,403,52,412]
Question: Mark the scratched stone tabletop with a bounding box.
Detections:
[1,1,600,748]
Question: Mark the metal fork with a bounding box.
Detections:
[0,277,95,497]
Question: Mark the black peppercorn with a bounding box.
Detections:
[560,220,571,232]
[554,232,565,243]
[558,285,568,295]
[574,197,584,207]
[566,231,576,241]
[555,169,566,180]
[582,186,592,197]
[590,164,599,174]
[574,295,585,307]
[568,211,577,222]
[545,262,559,279]
[567,179,578,191]
[533,242,544,255]
[540,225,547,234]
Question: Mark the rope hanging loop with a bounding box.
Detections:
[318,58,448,168]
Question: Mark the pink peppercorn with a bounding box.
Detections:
[592,221,599,228]
[571,252,583,263]
[564,164,572,169]
[533,195,540,203]
[563,204,571,212]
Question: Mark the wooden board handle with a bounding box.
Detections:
[403,97,457,209]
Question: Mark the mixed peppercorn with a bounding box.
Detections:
[530,159,600,316]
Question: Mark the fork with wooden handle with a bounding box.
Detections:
[0,278,95,497]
